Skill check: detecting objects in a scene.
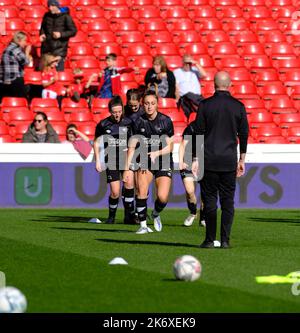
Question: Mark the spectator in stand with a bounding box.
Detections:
[40,53,62,99]
[95,53,138,99]
[144,56,176,99]
[40,0,77,71]
[64,124,93,159]
[0,31,32,102]
[174,54,207,119]
[22,112,60,143]
[66,68,96,103]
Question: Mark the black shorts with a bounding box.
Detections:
[180,169,194,180]
[106,169,124,183]
[150,168,173,179]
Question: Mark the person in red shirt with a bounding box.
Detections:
[41,53,63,99]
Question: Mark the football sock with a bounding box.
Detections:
[153,199,167,217]
[122,188,135,218]
[108,196,119,218]
[187,201,197,215]
[136,198,147,226]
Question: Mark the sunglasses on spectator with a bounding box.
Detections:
[34,119,44,123]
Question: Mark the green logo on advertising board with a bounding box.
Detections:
[15,168,52,205]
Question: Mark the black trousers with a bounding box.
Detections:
[177,92,204,119]
[200,170,236,243]
[0,77,27,102]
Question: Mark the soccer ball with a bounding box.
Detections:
[0,287,27,313]
[173,255,202,282]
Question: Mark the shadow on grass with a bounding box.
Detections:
[248,217,300,224]
[96,238,199,248]
[31,215,107,224]
[51,227,133,233]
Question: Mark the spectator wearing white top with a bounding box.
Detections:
[174,54,207,119]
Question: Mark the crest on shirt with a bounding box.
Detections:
[106,129,111,134]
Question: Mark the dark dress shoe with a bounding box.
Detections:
[221,241,231,249]
[105,217,115,224]
[199,241,215,248]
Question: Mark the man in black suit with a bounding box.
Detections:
[192,71,249,249]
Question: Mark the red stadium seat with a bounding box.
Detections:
[120,82,139,96]
[283,70,300,87]
[5,18,25,32]
[196,55,215,69]
[131,0,154,6]
[178,43,207,56]
[168,19,195,33]
[69,43,94,61]
[238,0,266,7]
[151,43,179,56]
[232,83,259,99]
[267,43,296,59]
[248,112,274,128]
[72,58,100,70]
[46,112,66,122]
[58,70,74,85]
[244,6,271,21]
[262,30,287,46]
[231,32,258,46]
[257,136,288,143]
[228,69,252,82]
[211,43,239,60]
[61,98,89,113]
[118,31,144,44]
[82,19,111,35]
[188,112,197,123]
[76,7,105,23]
[24,70,42,85]
[189,6,216,20]
[243,99,266,114]
[254,70,280,86]
[219,57,246,70]
[69,112,94,122]
[51,122,68,136]
[1,97,28,112]
[156,0,184,7]
[133,6,160,20]
[19,5,46,23]
[106,8,132,20]
[77,122,97,137]
[239,43,266,60]
[258,83,287,100]
[0,0,15,5]
[76,0,98,8]
[158,98,178,109]
[163,55,182,69]
[219,6,243,22]
[247,56,273,73]
[124,43,150,59]
[128,55,153,69]
[173,121,187,143]
[30,98,59,112]
[162,7,188,20]
[287,126,300,142]
[268,98,297,113]
[224,20,251,35]
[141,18,168,34]
[7,109,34,123]
[0,123,9,135]
[94,43,121,58]
[111,18,139,34]
[275,59,300,73]
[173,30,201,44]
[10,122,31,140]
[1,6,19,18]
[167,111,187,122]
[0,135,15,143]
[203,31,230,48]
[275,113,300,126]
[69,31,88,44]
[195,18,221,34]
[91,98,110,113]
[252,126,282,138]
[145,31,173,45]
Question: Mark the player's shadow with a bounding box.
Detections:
[51,227,133,233]
[31,215,107,224]
[96,238,199,248]
[248,217,300,224]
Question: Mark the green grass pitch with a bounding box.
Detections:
[0,208,299,313]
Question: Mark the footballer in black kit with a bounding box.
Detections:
[124,91,174,234]
[179,121,206,228]
[93,96,136,225]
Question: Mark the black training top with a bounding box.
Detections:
[193,90,249,172]
[95,115,133,166]
[124,105,145,122]
[131,112,174,169]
